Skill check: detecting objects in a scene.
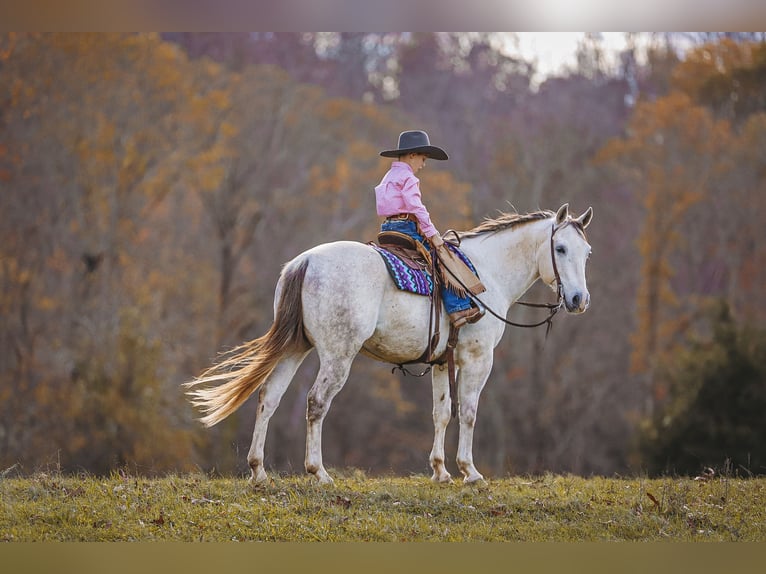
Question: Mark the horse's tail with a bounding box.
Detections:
[184,257,311,427]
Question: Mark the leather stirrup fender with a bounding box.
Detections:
[446,324,459,419]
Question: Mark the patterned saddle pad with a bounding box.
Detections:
[370,242,478,297]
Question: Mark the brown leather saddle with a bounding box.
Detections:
[376,230,432,270]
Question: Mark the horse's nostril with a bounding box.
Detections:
[572,293,581,307]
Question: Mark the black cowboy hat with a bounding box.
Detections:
[380,130,449,160]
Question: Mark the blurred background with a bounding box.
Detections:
[1,32,765,478]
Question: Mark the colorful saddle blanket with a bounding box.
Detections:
[371,242,478,297]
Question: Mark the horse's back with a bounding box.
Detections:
[298,240,387,289]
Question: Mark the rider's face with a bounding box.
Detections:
[410,153,427,172]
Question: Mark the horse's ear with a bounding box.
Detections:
[555,203,569,225]
[576,206,593,229]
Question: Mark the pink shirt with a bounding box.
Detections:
[374,161,438,238]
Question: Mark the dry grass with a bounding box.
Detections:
[1,469,764,541]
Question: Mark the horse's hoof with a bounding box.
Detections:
[463,469,486,484]
[249,469,269,486]
[431,472,453,484]
[312,471,335,486]
[463,474,486,486]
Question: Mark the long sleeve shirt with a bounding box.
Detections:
[374,161,438,238]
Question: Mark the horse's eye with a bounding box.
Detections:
[555,245,566,255]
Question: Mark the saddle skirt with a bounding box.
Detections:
[370,233,480,297]
[370,243,434,296]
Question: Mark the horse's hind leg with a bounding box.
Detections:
[304,351,356,485]
[247,350,311,484]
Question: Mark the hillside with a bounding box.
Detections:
[1,471,763,542]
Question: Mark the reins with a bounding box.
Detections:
[374,219,572,420]
[380,220,570,373]
[443,222,566,337]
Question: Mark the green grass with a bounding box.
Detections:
[1,469,764,541]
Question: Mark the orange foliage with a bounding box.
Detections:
[0,34,440,474]
[597,93,730,381]
[2,33,764,476]
[672,39,757,100]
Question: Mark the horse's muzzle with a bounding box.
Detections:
[566,291,590,313]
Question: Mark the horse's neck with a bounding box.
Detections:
[461,218,551,307]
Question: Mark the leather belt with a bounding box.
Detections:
[384,213,418,223]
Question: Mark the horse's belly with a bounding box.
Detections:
[361,290,446,364]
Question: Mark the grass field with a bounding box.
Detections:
[1,469,764,542]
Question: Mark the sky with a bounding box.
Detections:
[513,32,635,83]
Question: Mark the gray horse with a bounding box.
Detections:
[185,204,593,485]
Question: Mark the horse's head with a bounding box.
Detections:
[538,204,593,314]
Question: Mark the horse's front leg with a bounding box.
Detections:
[429,365,453,483]
[455,353,493,484]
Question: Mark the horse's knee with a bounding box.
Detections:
[459,404,477,427]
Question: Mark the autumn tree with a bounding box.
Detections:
[596,93,733,415]
[0,34,217,473]
[3,33,764,480]
[672,39,766,125]
[665,39,766,324]
[721,113,766,323]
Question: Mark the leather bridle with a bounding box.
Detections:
[444,221,579,337]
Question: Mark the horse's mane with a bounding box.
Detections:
[459,209,554,238]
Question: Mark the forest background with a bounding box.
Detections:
[1,32,765,479]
